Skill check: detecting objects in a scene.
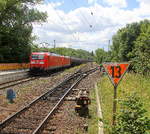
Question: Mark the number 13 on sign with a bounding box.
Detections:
[111,66,121,78]
[102,62,130,126]
[103,63,129,87]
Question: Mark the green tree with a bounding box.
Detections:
[94,48,109,64]
[132,21,150,75]
[111,22,140,62]
[31,45,94,60]
[0,0,6,11]
[110,19,150,74]
[111,33,122,61]
[0,0,47,63]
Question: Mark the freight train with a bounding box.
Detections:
[30,52,88,73]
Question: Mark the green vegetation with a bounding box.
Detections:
[0,0,47,63]
[97,73,150,134]
[88,88,98,134]
[32,46,94,60]
[112,94,150,134]
[94,18,150,134]
[95,19,150,74]
[95,48,111,63]
[0,0,93,63]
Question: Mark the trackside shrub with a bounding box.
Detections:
[112,93,150,134]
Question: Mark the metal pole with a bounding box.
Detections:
[108,40,110,51]
[54,40,56,48]
[112,86,117,126]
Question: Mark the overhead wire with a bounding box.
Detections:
[45,0,79,45]
[70,0,98,47]
[43,0,98,48]
[71,0,95,33]
[89,4,98,33]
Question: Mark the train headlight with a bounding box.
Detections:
[31,61,35,64]
[39,62,44,64]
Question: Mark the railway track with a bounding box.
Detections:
[0,69,64,90]
[0,77,37,90]
[0,67,97,134]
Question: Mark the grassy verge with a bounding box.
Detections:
[97,73,150,134]
[88,87,99,134]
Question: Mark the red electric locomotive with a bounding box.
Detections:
[30,52,71,73]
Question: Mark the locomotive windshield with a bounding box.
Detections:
[32,54,44,60]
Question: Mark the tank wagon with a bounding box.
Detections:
[70,57,87,65]
[30,52,89,73]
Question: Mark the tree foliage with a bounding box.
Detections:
[0,0,47,63]
[132,21,150,75]
[31,45,94,60]
[111,19,150,74]
[111,22,140,62]
[94,48,111,64]
[94,19,150,74]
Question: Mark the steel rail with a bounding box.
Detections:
[0,77,37,90]
[32,75,84,134]
[33,67,98,134]
[0,69,83,131]
[0,76,30,86]
[0,68,68,90]
[0,67,98,133]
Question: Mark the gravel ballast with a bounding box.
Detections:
[0,63,101,134]
[0,64,85,122]
[44,63,101,134]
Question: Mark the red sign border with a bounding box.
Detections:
[102,62,130,87]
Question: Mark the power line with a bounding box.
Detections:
[71,0,94,32]
[45,0,78,43]
[41,0,97,49]
[89,5,98,33]
[70,0,96,47]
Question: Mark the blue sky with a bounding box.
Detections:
[46,0,89,12]
[126,0,139,9]
[33,0,150,51]
[45,0,139,12]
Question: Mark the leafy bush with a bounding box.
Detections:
[112,93,150,134]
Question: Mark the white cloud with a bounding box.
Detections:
[103,0,127,8]
[137,0,150,5]
[32,1,150,52]
[134,0,150,17]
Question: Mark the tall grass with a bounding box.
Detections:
[88,88,99,134]
[98,73,150,134]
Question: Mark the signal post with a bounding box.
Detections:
[103,62,130,125]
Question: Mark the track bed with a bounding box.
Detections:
[0,65,98,134]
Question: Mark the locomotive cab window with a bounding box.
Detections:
[32,55,44,60]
